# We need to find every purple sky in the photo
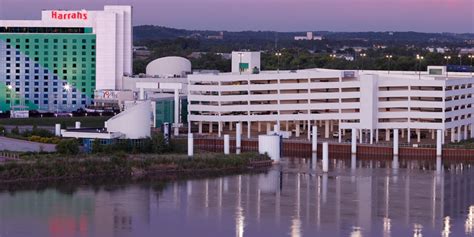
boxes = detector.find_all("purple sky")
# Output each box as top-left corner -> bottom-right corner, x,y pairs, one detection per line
0,0 -> 473,33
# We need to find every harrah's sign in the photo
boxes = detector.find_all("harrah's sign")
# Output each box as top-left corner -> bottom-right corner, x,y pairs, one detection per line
51,10 -> 88,20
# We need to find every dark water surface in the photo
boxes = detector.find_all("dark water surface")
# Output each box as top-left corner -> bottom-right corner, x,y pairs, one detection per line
1,156 -> 474,237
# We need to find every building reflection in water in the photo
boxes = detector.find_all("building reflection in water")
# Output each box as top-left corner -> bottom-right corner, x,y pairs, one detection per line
1,156 -> 474,237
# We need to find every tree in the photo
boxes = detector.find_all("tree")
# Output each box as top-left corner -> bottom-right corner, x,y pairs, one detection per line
56,139 -> 80,155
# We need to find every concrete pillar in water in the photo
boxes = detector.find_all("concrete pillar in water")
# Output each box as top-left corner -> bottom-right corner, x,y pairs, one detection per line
436,129 -> 442,157
296,121 -> 300,137
75,121 -> 81,129
224,134 -> 230,155
351,128 -> 357,154
55,124 -> 61,136
393,129 -> 399,156
322,142 -> 329,173
188,133 -> 194,157
312,126 -> 318,152
236,123 -> 242,154
325,120 -> 329,138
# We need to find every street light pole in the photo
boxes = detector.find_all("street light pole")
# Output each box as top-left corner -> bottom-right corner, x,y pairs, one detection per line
444,56 -> 451,77
275,52 -> 282,73
469,55 -> 473,77
458,54 -> 462,66
386,55 -> 392,74
359,53 -> 366,71
416,54 -> 424,79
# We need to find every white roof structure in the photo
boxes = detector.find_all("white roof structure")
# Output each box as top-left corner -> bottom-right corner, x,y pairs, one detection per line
146,56 -> 191,77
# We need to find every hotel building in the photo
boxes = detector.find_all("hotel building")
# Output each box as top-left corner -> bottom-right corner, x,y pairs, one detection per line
0,6 -> 132,112
188,52 -> 474,144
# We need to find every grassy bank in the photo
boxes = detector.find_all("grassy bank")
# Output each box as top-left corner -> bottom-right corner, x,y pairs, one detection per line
0,152 -> 271,183
0,116 -> 110,127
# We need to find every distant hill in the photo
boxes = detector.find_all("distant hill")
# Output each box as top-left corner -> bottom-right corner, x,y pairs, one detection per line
133,25 -> 474,44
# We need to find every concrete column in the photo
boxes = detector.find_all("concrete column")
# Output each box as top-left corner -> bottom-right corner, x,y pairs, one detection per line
322,142 -> 329,173
247,121 -> 251,139
55,124 -> 61,136
376,129 -> 379,143
257,121 -> 261,132
139,88 -> 145,100
457,126 -> 462,142
343,129 -> 346,136
285,121 -> 289,132
385,129 -> 390,142
407,128 -> 411,143
471,124 -> 474,139
325,120 -> 330,138
209,122 -> 213,134
401,129 -> 405,138
75,121 -> 81,129
451,128 -> 455,143
303,120 -> 306,131
174,89 -> 180,136
236,123 -> 242,154
296,121 -> 301,138
369,129 -> 373,144
442,129 -> 445,145
229,122 -> 233,131
188,133 -> 194,157
218,122 -> 222,137
393,129 -> 399,156
312,126 -> 318,152
416,129 -> 421,143
307,120 -> 311,141
463,125 -> 468,141
266,123 -> 271,134
224,134 -> 230,155
198,121 -> 203,134
436,130 -> 442,157
359,129 -> 363,143
338,128 -> 342,143
431,129 -> 435,140
329,120 -> 334,132
351,128 -> 357,154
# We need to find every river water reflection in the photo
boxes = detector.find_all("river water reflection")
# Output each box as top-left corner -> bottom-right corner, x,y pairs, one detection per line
1,156 -> 474,237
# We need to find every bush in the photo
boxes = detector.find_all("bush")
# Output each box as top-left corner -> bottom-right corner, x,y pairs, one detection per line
11,126 -> 20,135
56,139 -> 80,155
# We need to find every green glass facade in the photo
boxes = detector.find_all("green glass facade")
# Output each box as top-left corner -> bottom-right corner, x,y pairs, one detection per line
155,98 -> 188,128
0,27 -> 96,112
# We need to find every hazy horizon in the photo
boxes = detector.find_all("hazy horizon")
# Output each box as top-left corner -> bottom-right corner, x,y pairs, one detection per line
0,0 -> 472,34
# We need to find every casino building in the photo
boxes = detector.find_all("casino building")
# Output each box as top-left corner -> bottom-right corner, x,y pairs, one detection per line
0,5 -> 132,112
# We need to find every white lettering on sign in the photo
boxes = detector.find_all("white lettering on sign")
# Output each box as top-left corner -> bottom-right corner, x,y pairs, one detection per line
51,10 -> 88,20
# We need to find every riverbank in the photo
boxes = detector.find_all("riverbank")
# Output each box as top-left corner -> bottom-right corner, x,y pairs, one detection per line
0,152 -> 272,184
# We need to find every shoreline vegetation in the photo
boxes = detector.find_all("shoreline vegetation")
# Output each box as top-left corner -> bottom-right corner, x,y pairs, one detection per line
0,152 -> 272,184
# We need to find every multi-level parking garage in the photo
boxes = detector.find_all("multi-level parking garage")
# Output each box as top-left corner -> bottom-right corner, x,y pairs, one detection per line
188,58 -> 473,145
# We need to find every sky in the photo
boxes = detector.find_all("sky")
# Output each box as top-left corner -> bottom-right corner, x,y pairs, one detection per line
0,0 -> 472,33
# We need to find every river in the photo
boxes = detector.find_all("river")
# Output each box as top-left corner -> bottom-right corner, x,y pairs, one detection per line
0,155 -> 473,237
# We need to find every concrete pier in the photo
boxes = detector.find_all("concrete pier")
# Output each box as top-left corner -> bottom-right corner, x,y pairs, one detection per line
312,126 -> 318,152
187,133 -> 194,157
351,128 -> 357,154
393,129 -> 399,156
224,134 -> 230,155
236,123 -> 242,155
322,142 -> 329,173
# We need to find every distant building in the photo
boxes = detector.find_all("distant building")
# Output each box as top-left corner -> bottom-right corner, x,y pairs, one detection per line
459,48 -> 474,55
207,31 -> 224,40
294,32 -> 323,41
